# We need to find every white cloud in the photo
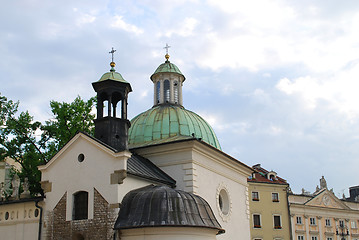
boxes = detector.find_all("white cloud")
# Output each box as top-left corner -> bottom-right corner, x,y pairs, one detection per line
111,16 -> 143,35
276,61 -> 359,118
164,17 -> 198,37
76,13 -> 96,26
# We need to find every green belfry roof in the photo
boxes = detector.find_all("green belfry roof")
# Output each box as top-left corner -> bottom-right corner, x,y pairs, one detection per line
98,67 -> 129,84
128,105 -> 221,150
150,61 -> 185,81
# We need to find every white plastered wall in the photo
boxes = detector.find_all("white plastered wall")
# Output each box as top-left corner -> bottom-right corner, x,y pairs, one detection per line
39,133 -> 153,221
133,140 -> 253,240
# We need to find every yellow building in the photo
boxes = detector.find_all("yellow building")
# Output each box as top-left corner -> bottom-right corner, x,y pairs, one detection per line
289,177 -> 359,240
248,164 -> 291,240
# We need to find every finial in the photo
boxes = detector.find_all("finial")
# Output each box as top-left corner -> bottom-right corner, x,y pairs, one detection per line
109,47 -> 116,71
164,43 -> 171,62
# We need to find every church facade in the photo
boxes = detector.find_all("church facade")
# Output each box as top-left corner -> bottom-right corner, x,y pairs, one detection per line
0,52 -> 254,239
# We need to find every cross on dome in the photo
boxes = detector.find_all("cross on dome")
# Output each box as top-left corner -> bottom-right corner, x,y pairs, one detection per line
163,43 -> 171,61
109,47 -> 117,69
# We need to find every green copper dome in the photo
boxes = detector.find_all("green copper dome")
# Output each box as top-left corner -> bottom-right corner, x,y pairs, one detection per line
150,60 -> 185,81
98,66 -> 129,84
129,105 -> 221,150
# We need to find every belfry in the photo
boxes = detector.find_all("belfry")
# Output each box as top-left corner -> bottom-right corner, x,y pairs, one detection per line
92,48 -> 132,151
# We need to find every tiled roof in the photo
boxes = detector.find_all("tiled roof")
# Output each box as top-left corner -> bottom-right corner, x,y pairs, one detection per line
247,164 -> 287,185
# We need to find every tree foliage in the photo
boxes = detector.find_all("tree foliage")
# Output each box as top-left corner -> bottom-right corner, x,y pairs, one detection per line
0,94 -> 96,197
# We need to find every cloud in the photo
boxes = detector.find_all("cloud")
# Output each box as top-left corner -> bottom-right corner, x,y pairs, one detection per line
164,17 -> 198,37
276,61 -> 359,119
111,16 -> 144,35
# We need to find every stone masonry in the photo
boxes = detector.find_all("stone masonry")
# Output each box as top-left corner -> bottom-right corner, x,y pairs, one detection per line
44,188 -> 118,240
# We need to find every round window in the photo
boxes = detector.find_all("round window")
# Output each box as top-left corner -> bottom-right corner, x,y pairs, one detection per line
219,189 -> 230,215
216,184 -> 232,222
78,153 -> 85,162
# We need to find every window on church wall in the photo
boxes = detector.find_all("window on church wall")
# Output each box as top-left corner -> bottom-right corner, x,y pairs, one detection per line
112,92 -> 123,118
297,236 -> 304,240
297,216 -> 302,224
174,81 -> 179,103
73,191 -> 88,220
164,80 -> 170,103
103,100 -> 109,117
156,81 -> 161,103
310,217 -> 316,225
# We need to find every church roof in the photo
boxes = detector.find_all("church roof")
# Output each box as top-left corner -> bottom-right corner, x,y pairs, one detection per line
150,60 -> 185,81
127,154 -> 176,187
128,105 -> 221,150
98,63 -> 129,84
114,185 -> 224,235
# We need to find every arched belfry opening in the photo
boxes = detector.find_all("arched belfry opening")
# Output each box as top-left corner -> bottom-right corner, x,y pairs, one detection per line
92,49 -> 132,151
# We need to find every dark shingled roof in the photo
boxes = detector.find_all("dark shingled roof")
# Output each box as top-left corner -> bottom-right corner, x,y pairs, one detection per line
114,185 -> 225,235
127,154 -> 176,187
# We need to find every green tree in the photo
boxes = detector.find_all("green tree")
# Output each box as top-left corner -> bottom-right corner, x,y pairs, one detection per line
41,96 -> 96,159
0,94 -> 96,197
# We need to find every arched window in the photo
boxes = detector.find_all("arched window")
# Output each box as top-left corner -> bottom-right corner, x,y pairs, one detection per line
164,80 -> 170,103
174,81 -> 179,103
156,81 -> 161,103
73,191 -> 88,220
103,100 -> 109,117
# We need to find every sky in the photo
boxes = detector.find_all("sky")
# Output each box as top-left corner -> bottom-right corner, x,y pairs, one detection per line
1,0 -> 359,196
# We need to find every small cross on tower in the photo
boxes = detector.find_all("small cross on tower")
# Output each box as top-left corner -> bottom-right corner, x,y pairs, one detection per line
164,43 -> 171,61
109,47 -> 116,63
164,43 -> 171,55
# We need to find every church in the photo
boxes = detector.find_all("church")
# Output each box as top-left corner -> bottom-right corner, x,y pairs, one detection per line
0,50 -> 253,239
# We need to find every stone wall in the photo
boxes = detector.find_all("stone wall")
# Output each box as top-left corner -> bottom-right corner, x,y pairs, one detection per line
44,188 -> 118,240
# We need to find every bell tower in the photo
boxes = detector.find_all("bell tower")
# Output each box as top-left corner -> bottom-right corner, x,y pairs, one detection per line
92,48 -> 132,151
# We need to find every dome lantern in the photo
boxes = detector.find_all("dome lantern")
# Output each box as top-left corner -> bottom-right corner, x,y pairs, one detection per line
150,44 -> 185,106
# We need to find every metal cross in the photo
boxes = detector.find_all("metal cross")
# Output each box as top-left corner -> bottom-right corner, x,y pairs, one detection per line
164,43 -> 171,55
109,47 -> 116,62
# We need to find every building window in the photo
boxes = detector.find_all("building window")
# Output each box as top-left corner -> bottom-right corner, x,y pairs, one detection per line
351,220 -> 357,229
174,81 -> 179,103
325,218 -> 331,226
218,189 -> 230,215
274,215 -> 282,229
297,216 -> 302,224
156,81 -> 161,103
73,191 -> 88,220
298,236 -> 304,240
253,214 -> 261,228
310,217 -> 316,225
339,220 -> 345,228
327,238 -> 333,240
252,191 -> 259,201
164,80 -> 170,103
272,193 -> 279,202
311,237 -> 318,240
